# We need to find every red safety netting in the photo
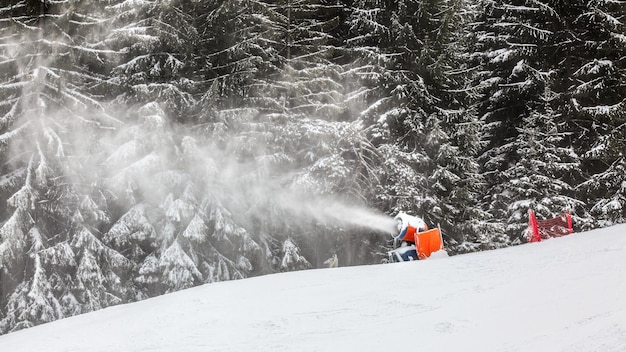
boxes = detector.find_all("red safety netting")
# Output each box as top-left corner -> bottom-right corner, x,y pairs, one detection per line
527,209 -> 573,242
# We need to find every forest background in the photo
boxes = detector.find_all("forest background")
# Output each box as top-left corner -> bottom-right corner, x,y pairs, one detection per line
0,0 -> 624,334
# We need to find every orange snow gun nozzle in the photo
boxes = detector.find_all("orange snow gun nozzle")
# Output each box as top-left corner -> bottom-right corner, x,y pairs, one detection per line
416,228 -> 443,260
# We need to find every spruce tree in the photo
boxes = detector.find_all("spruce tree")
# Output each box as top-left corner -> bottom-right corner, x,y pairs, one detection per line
105,0 -> 199,122
347,0 -> 486,253
552,0 -> 626,226
500,88 -> 582,242
468,0 -> 583,241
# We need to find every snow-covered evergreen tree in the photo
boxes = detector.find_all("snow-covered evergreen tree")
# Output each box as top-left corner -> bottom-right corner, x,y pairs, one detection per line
279,238 -> 311,272
105,0 -> 198,121
468,0 -> 576,241
265,0 -> 349,120
158,239 -> 201,292
415,0 -> 491,250
496,89 -> 582,242
0,0 -> 129,332
0,160 -> 62,333
347,0 -> 486,253
192,0 -> 284,115
72,221 -> 136,305
0,252 -> 62,333
469,0 -> 625,231
554,0 -> 626,226
189,0 -> 388,266
580,158 -> 626,227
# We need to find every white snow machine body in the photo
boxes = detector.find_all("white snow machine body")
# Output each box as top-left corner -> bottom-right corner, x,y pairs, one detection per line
386,227 -> 444,263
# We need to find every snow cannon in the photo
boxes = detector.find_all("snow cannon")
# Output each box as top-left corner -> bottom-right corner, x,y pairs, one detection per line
386,212 -> 445,262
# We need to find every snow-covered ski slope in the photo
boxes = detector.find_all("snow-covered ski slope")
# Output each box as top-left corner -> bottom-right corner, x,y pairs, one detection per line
1,225 -> 625,352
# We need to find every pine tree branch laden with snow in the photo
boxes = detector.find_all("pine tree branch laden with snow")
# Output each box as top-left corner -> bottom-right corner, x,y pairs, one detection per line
280,238 -> 311,272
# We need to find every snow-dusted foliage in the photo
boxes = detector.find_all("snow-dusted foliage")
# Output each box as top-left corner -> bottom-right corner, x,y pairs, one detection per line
468,0 -> 590,243
279,238 -> 311,272
348,0 -> 489,253
557,0 -> 626,227
580,158 -> 626,227
71,226 -> 134,310
497,90 -> 583,242
105,0 -> 199,121
158,240 -> 201,292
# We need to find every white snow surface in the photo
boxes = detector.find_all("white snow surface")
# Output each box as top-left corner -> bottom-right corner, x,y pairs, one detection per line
1,225 -> 626,352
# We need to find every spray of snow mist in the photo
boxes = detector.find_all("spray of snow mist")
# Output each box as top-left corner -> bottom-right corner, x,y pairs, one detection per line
275,193 -> 398,235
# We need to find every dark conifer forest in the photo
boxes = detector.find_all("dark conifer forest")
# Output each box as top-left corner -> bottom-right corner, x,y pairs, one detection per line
0,0 -> 624,333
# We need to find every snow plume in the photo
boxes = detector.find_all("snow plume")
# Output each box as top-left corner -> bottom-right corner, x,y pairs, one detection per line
174,138 -> 397,237
0,1 -> 391,272
274,192 -> 398,235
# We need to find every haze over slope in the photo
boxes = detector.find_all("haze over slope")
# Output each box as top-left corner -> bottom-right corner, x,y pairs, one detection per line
0,225 -> 625,352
